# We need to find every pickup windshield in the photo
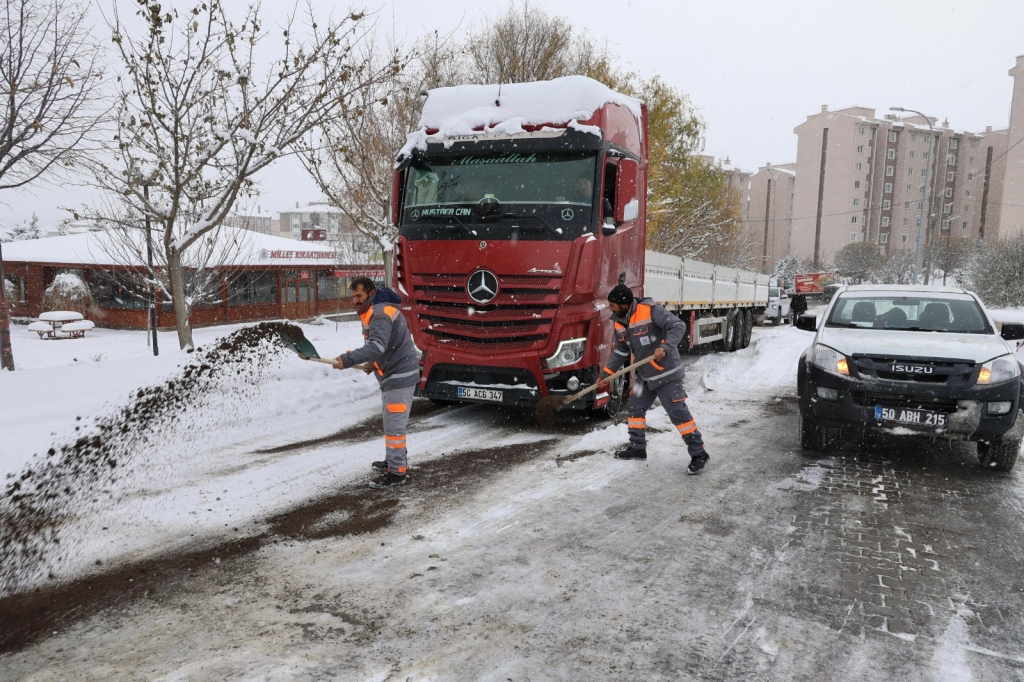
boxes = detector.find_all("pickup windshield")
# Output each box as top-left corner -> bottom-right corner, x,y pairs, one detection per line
401,151 -> 597,234
826,293 -> 992,334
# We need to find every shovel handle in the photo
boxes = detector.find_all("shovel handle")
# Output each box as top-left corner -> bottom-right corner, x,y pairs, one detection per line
301,355 -> 372,373
562,355 -> 655,403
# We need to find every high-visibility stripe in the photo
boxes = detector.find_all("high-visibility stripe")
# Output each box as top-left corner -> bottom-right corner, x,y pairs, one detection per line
359,309 -> 374,325
386,403 -> 408,413
629,303 -> 652,327
676,420 -> 697,436
627,418 -> 646,428
647,365 -> 682,382
614,322 -> 625,331
386,443 -> 407,450
384,368 -> 420,381
650,360 -> 664,371
614,348 -> 629,357
374,361 -> 384,375
383,305 -> 400,320
603,367 -> 615,375
371,340 -> 386,354
394,466 -> 408,474
672,397 -> 687,403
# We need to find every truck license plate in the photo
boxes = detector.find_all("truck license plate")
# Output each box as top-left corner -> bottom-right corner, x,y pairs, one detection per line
874,405 -> 946,427
457,386 -> 503,403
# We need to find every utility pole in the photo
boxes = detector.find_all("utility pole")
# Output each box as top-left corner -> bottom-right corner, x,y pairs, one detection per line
0,241 -> 14,371
890,107 -> 934,284
145,183 -> 159,356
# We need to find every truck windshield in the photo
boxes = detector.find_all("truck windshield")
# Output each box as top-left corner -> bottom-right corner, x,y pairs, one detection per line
826,293 -> 992,334
401,151 -> 597,233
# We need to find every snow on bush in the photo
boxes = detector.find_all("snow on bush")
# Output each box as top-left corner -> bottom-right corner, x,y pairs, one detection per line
968,233 -> 1024,308
43,272 -> 96,316
3,278 -> 15,311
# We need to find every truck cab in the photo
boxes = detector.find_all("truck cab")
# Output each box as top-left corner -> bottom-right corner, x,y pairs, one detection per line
391,77 -> 648,415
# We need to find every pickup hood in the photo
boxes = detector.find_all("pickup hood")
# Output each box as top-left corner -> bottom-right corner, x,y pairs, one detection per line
818,327 -> 1014,364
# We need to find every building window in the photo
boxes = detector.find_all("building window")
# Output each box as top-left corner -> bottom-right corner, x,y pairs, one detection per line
884,183 -> 892,194
963,221 -> 969,229
946,171 -> 955,181
942,219 -> 951,229
969,156 -> 975,164
922,152 -> 929,160
887,148 -> 896,160
888,132 -> 897,142
908,168 -> 914,176
851,216 -> 858,224
903,218 -> 909,226
881,216 -> 890,227
944,187 -> 953,198
911,133 -> 918,141
902,235 -> 908,243
909,151 -> 916,159
92,271 -> 148,310
880,233 -> 889,244
968,173 -> 974,181
859,126 -> 865,135
853,198 -> 859,206
882,199 -> 891,209
943,203 -> 952,214
850,232 -> 858,242
856,162 -> 863,171
854,180 -> 861,189
907,184 -> 913,191
970,140 -> 977,148
904,202 -> 911,209
918,201 -> 923,209
949,138 -> 958,149
947,154 -> 956,165
885,165 -> 894,176
228,270 -> 277,305
857,145 -> 864,153
965,189 -> 971,198
965,204 -> 971,213
4,274 -> 26,302
316,270 -> 342,300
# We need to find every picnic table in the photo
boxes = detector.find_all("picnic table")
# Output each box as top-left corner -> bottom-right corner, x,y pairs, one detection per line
27,311 -> 95,339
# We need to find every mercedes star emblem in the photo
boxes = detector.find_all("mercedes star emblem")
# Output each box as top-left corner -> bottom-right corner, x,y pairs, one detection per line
561,208 -> 575,220
410,209 -> 421,221
466,269 -> 499,304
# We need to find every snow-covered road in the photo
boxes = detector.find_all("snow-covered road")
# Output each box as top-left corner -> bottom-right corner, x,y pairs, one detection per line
3,321 -> 1024,680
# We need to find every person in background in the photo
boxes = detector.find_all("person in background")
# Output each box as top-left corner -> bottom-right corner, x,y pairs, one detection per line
790,290 -> 808,325
597,284 -> 711,474
333,277 -> 421,488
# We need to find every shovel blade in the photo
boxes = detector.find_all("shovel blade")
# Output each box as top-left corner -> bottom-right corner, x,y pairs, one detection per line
278,329 -> 321,359
535,395 -> 571,428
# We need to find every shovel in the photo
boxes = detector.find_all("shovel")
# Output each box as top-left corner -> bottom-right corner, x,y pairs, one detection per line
278,327 -> 371,373
535,355 -> 655,426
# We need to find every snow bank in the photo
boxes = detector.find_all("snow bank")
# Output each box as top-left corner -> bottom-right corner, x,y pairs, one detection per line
687,325 -> 810,400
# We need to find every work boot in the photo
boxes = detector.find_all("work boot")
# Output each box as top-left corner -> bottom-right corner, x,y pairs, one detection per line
614,446 -> 647,460
371,460 -> 388,472
686,451 -> 710,475
369,471 -> 408,489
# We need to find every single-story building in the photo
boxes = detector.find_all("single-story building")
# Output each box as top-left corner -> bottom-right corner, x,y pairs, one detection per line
2,227 -> 386,330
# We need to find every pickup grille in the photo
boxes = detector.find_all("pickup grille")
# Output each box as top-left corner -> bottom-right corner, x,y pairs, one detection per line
411,272 -> 562,352
850,355 -> 976,385
851,391 -> 960,413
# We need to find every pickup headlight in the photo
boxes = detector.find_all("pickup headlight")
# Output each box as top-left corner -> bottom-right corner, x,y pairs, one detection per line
978,354 -> 1020,385
811,343 -> 850,377
546,337 -> 586,369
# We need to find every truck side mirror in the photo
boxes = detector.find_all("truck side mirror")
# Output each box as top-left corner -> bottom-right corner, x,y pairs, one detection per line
602,198 -> 616,235
615,158 -> 639,223
795,314 -> 817,332
1001,323 -> 1024,340
390,170 -> 403,226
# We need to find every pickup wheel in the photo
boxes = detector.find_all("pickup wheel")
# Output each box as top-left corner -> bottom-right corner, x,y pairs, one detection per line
800,413 -> 830,452
977,439 -> 1021,472
592,371 -> 626,419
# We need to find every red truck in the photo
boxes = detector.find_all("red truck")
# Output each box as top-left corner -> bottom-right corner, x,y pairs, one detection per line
390,77 -> 765,416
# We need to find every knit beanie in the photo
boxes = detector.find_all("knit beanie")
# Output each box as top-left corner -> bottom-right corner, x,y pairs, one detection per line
607,284 -> 634,305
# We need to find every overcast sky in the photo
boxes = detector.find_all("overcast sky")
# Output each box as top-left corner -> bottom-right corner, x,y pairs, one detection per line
3,0 -> 1023,229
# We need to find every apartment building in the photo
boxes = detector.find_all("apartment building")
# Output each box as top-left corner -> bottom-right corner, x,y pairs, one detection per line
746,163 -> 796,272
222,207 -> 276,235
787,55 -> 1024,266
277,202 -> 356,241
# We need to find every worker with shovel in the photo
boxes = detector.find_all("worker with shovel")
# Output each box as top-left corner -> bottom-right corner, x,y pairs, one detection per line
333,277 -> 420,488
597,284 -> 710,474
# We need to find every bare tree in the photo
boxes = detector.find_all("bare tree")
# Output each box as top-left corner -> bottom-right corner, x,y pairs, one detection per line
930,232 -> 974,286
92,0 -> 392,349
0,0 -> 106,370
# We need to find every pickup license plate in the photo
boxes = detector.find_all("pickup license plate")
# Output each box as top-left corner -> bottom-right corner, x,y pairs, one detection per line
457,386 -> 503,403
874,405 -> 947,427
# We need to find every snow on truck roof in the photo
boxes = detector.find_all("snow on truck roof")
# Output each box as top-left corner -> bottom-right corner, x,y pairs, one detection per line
401,76 -> 643,157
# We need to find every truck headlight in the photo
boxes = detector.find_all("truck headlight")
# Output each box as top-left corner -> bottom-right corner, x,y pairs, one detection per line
811,344 -> 850,377
546,338 -> 586,369
978,354 -> 1020,385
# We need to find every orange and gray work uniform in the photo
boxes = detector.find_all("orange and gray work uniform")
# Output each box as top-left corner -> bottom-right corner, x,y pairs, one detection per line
603,297 -> 705,456
337,294 -> 421,475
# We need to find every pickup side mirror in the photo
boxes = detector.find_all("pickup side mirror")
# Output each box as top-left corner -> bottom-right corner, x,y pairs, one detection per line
1001,323 -> 1024,341
795,314 -> 818,332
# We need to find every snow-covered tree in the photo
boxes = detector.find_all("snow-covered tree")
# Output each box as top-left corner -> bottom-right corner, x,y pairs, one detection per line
833,242 -> 883,283
968,233 -> 1024,308
43,271 -> 95,316
876,249 -> 916,285
4,213 -> 42,241
773,255 -> 800,286
91,0 -> 392,349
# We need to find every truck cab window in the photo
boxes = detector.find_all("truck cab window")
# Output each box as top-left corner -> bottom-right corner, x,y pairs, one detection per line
603,160 -> 618,225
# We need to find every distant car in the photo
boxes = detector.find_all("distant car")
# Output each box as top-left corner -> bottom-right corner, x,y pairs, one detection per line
764,285 -> 790,325
795,284 -> 1024,470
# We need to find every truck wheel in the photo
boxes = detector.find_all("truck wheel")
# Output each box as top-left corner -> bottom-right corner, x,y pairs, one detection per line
741,310 -> 753,348
800,414 -> 830,452
977,439 -> 1021,471
592,372 -> 626,419
724,313 -> 739,352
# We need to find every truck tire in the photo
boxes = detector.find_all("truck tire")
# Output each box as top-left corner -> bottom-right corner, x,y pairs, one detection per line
977,439 -> 1021,471
725,312 -> 739,352
592,371 -> 626,419
741,309 -> 753,348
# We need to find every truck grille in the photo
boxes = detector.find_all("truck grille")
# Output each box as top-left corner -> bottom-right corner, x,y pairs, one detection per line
410,272 -> 562,352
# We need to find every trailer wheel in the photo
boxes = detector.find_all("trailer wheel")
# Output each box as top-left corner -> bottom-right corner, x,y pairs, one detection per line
725,311 -> 740,352
741,309 -> 753,348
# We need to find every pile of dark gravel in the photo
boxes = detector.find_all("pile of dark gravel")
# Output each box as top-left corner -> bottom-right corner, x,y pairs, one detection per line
0,321 -> 308,596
